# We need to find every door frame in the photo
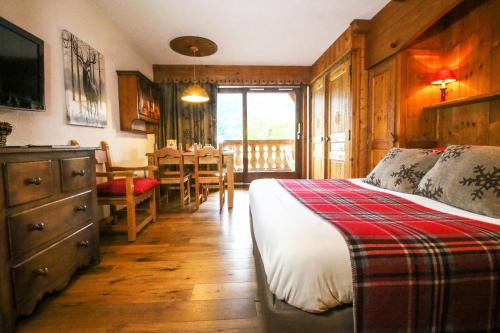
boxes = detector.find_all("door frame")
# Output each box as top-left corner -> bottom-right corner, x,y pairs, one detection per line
309,77 -> 326,179
218,86 -> 303,183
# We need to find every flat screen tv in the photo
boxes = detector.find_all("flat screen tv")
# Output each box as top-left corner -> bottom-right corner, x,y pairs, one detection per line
0,17 -> 44,111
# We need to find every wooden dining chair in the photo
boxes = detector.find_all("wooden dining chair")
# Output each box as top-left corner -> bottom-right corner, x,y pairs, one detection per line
94,141 -> 159,242
193,145 -> 226,211
153,144 -> 190,208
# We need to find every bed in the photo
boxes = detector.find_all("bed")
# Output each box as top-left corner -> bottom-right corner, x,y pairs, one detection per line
249,178 -> 500,333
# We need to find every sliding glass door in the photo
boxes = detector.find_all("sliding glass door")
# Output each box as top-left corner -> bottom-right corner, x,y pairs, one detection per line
217,87 -> 301,183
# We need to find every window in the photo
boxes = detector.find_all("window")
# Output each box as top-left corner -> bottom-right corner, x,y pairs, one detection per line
217,87 -> 300,181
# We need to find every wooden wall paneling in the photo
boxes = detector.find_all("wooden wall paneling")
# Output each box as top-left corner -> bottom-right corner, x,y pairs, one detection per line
439,0 -> 499,100
310,20 -> 369,83
491,1 -> 500,93
489,100 -> 500,146
436,103 -> 491,145
310,28 -> 353,82
399,49 -> 441,148
326,57 -> 352,179
435,99 -> 500,147
310,77 -> 326,179
153,65 -> 311,85
364,0 -> 499,176
433,0 -> 500,147
365,0 -> 462,68
368,55 -> 400,170
350,33 -> 369,177
396,0 -> 500,149
301,86 -> 309,179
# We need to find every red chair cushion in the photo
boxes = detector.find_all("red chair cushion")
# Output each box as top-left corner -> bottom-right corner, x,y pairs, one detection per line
97,178 -> 159,196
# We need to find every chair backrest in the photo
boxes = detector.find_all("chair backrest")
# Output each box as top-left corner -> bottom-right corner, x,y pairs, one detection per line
194,145 -> 223,178
154,144 -> 184,178
95,141 -> 112,173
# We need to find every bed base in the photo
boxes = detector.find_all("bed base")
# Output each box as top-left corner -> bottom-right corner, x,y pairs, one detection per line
250,211 -> 354,333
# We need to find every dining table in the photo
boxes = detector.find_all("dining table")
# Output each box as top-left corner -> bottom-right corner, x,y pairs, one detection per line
146,150 -> 235,208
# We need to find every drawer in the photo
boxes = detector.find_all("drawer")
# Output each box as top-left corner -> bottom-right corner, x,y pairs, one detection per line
12,224 -> 94,314
4,160 -> 53,207
61,157 -> 92,192
8,191 -> 93,262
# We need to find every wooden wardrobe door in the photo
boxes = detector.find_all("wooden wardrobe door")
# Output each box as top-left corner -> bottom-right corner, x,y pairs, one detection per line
327,59 -> 352,179
368,56 -> 398,170
311,77 -> 326,179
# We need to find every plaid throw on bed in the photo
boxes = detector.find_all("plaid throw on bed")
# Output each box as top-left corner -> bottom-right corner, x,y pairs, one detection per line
278,179 -> 500,333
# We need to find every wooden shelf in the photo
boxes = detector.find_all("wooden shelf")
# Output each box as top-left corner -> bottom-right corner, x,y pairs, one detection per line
423,91 -> 500,110
117,71 -> 160,134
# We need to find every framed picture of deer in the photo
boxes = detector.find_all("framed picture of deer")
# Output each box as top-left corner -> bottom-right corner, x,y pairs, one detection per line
62,30 -> 107,127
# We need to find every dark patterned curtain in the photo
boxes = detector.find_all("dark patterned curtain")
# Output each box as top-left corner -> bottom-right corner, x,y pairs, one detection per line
158,82 -> 217,148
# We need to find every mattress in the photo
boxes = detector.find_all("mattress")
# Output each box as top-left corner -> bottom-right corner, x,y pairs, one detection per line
248,178 -> 500,313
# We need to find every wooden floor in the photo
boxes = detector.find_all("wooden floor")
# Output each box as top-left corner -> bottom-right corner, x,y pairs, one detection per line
16,189 -> 263,333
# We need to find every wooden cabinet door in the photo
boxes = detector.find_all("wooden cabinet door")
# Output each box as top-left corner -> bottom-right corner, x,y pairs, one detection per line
310,78 -> 326,179
368,56 -> 398,170
327,59 -> 352,179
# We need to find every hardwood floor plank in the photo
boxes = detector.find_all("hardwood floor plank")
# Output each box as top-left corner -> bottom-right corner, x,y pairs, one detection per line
191,282 -> 257,301
16,190 -> 263,332
109,318 -> 261,333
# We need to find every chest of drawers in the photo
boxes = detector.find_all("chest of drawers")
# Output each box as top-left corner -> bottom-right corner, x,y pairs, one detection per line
0,148 -> 99,333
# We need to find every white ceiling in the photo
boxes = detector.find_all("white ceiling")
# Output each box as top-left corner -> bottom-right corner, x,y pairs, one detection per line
94,0 -> 389,66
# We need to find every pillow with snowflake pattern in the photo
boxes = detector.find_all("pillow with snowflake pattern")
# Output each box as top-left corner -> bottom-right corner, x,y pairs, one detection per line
363,148 -> 441,194
416,145 -> 500,218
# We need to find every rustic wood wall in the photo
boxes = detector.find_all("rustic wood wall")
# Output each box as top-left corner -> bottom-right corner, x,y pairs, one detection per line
152,0 -> 499,178
401,0 -> 500,147
365,0 -> 462,68
153,65 -> 311,85
310,20 -> 369,82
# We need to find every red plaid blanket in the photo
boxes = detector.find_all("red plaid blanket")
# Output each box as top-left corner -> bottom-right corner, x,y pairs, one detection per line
278,179 -> 500,333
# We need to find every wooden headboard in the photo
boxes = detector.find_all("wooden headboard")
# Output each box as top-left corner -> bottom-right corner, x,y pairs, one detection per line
424,92 -> 500,147
402,0 -> 500,148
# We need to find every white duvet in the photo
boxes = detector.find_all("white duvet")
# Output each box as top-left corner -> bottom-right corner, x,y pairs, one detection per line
249,178 -> 500,313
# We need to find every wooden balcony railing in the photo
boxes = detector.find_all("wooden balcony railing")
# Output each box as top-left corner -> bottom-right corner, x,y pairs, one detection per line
222,139 -> 295,172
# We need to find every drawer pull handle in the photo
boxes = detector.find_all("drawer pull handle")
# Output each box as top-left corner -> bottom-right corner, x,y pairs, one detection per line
31,222 -> 45,231
75,204 -> 87,212
72,169 -> 86,176
26,177 -> 42,185
78,240 -> 90,248
34,267 -> 49,276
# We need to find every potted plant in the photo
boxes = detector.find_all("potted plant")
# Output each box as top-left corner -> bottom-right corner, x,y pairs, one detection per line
0,122 -> 13,147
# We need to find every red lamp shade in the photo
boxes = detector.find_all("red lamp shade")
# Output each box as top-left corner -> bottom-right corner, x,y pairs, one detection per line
432,69 -> 457,102
431,69 -> 457,85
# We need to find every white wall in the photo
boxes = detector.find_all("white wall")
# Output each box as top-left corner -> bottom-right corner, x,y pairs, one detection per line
0,0 -> 155,165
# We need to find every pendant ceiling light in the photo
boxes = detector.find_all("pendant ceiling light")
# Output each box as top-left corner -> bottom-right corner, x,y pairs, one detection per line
170,36 -> 218,104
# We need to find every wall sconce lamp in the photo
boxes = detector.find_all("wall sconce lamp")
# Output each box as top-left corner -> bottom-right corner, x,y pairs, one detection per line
431,69 -> 457,102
